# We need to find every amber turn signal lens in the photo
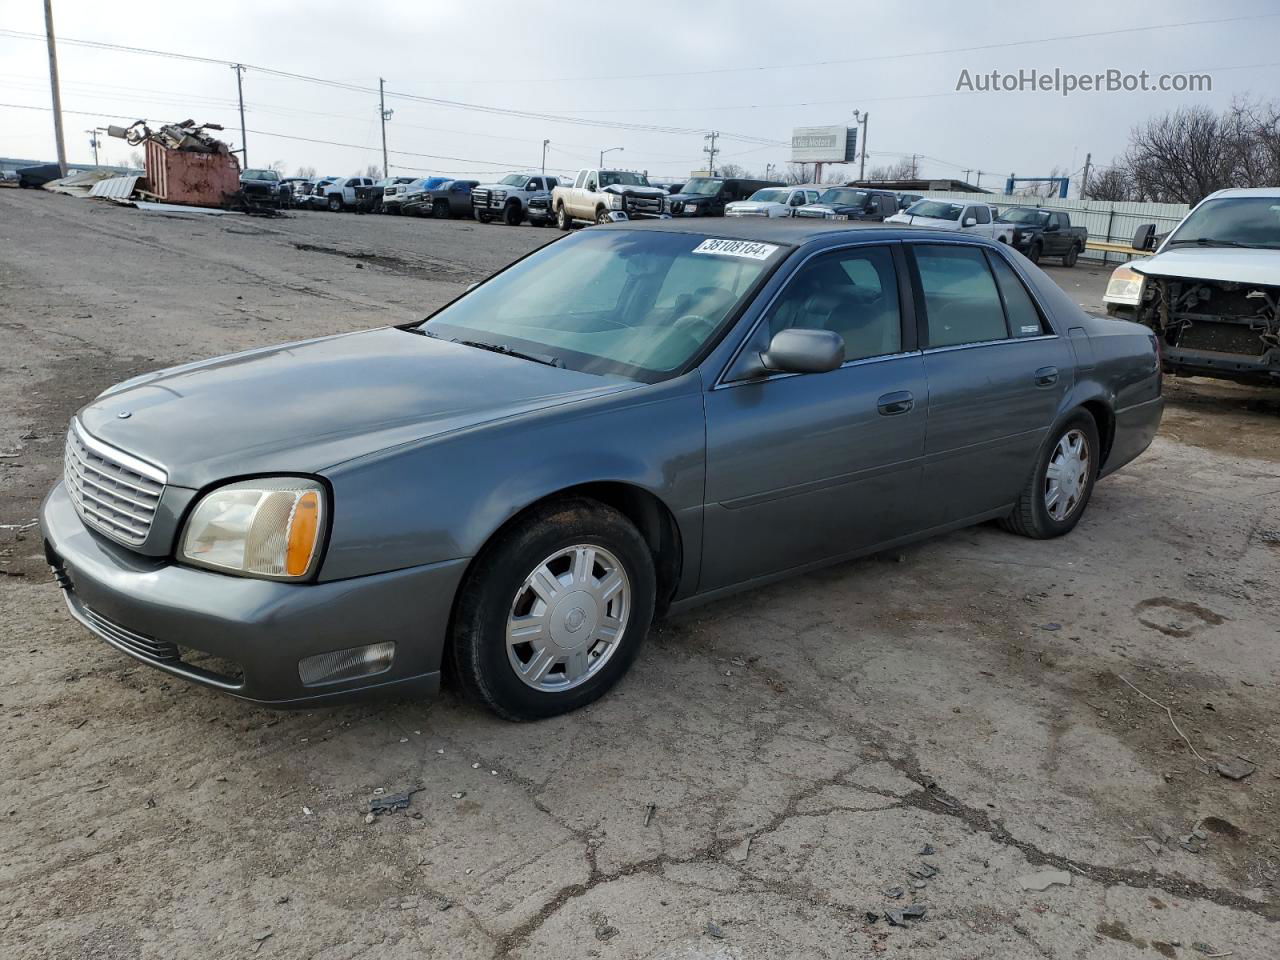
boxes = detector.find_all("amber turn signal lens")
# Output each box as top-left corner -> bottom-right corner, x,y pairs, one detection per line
285,491 -> 321,577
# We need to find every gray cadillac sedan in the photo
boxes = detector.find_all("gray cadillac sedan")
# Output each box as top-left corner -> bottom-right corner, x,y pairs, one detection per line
41,220 -> 1163,720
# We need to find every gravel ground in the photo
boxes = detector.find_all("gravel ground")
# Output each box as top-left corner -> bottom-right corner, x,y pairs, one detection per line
1,189 -> 1277,959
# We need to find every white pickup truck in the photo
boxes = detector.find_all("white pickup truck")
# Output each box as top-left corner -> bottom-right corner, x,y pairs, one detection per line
1103,186 -> 1280,386
552,169 -> 669,229
885,199 -> 1014,243
472,173 -> 560,225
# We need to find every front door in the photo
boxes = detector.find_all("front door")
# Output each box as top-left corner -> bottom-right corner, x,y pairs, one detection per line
908,242 -> 1072,525
701,243 -> 928,591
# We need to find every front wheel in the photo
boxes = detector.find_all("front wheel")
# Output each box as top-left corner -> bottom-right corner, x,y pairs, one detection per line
556,203 -> 571,231
449,499 -> 656,721
327,196 -> 342,212
595,207 -> 612,225
504,201 -> 522,226
1062,244 -> 1079,267
1026,241 -> 1042,264
476,211 -> 491,224
433,199 -> 450,219
1001,413 -> 1100,539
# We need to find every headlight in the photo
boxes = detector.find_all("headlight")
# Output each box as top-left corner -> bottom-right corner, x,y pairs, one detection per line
180,478 -> 326,580
607,193 -> 623,209
1104,265 -> 1145,305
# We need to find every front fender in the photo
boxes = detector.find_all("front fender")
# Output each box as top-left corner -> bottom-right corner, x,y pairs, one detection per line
317,375 -> 706,587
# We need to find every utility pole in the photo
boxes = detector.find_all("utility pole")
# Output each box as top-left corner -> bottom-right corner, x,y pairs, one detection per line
911,154 -> 919,178
86,129 -> 99,166
43,0 -> 67,176
379,78 -> 393,178
600,146 -> 623,168
851,110 -> 869,182
703,131 -> 719,175
975,170 -> 983,189
231,64 -> 248,169
1080,152 -> 1092,199
542,139 -> 550,177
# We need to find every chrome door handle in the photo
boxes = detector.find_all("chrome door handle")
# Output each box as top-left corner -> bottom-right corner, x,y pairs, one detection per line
877,391 -> 914,415
1035,366 -> 1059,386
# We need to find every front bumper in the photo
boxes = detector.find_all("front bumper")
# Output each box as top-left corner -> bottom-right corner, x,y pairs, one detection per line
1162,347 -> 1280,386
40,481 -> 467,707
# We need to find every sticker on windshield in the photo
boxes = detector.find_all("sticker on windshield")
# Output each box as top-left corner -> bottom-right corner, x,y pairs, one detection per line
692,238 -> 779,260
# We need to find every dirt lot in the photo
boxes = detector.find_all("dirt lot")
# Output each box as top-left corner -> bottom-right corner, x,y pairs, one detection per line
1,189 -> 1277,960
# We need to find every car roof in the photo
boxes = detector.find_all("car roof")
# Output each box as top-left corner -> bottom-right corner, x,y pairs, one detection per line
607,218 -> 1005,249
1204,186 -> 1280,199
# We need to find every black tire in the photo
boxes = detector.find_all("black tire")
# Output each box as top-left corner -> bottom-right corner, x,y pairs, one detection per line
387,205 -> 401,216
595,207 -> 611,225
449,498 -> 656,721
327,195 -> 342,212
433,199 -> 450,219
1062,243 -> 1079,268
1026,241 -> 1042,264
476,211 -> 491,224
503,201 -> 522,226
556,203 -> 571,231
1000,412 -> 1100,539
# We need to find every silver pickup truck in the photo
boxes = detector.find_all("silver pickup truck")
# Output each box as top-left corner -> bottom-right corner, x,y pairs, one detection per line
551,169 -> 669,228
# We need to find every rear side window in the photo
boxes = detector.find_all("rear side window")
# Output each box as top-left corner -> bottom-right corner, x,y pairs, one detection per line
973,205 -> 991,224
914,245 -> 1008,348
988,253 -> 1045,337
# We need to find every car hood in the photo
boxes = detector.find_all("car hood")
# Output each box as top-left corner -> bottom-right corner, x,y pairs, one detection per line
796,203 -> 848,214
1131,247 -> 1280,286
77,327 -> 636,489
726,201 -> 781,212
887,214 -> 960,229
667,191 -> 717,203
602,184 -> 667,199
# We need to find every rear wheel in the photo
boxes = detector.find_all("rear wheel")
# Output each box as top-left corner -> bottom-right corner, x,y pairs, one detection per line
449,498 -> 656,721
433,199 -> 450,219
504,200 -> 522,226
556,203 -> 571,231
1062,243 -> 1079,268
1001,412 -> 1099,539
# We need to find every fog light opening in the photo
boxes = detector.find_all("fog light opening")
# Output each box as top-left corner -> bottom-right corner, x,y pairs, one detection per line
298,641 -> 396,687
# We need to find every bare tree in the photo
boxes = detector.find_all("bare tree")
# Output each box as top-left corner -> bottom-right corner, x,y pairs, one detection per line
1123,106 -> 1242,203
364,163 -> 383,179
268,159 -> 286,174
1016,165 -> 1069,199
296,165 -> 317,179
127,150 -> 145,170
1085,166 -> 1135,202
717,162 -> 748,178
865,158 -> 916,181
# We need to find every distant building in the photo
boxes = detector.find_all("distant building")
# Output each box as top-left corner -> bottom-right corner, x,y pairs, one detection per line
847,178 -> 989,194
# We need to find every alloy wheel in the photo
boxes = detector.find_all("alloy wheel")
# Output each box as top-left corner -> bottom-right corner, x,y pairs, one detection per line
1044,429 -> 1090,522
506,544 -> 630,692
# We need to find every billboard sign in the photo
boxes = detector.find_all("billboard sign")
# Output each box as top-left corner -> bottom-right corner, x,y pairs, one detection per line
790,126 -> 858,164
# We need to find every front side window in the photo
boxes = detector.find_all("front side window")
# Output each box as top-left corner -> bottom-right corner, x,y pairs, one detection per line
762,246 -> 902,362
972,205 -> 991,224
420,231 -> 784,381
914,245 -> 1009,348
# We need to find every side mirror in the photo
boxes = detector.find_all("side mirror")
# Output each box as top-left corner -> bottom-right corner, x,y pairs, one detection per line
1132,223 -> 1156,251
1044,221 -> 1059,232
756,329 -> 845,376
963,217 -> 977,227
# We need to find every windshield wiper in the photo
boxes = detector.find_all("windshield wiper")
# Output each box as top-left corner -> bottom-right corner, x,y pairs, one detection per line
1166,237 -> 1273,249
452,338 -> 563,368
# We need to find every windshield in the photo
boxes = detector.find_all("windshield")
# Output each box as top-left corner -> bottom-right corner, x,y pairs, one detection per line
906,200 -> 964,220
499,174 -> 528,186
241,169 -> 279,181
681,178 -> 723,196
997,208 -> 1048,225
1166,196 -> 1280,249
747,189 -> 787,203
419,230 -> 784,381
600,171 -> 650,187
817,189 -> 868,207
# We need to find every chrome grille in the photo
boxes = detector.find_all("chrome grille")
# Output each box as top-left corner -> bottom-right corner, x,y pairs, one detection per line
472,188 -> 491,208
83,605 -> 181,663
64,421 -> 166,546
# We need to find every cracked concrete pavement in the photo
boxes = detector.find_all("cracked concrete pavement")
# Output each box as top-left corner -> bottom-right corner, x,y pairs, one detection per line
1,189 -> 1277,959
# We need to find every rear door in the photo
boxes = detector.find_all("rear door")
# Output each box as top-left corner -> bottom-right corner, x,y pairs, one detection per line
909,242 -> 1072,525
701,243 -> 929,589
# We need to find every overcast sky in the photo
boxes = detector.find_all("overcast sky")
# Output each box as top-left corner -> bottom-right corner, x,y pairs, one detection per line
3,0 -> 1278,191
